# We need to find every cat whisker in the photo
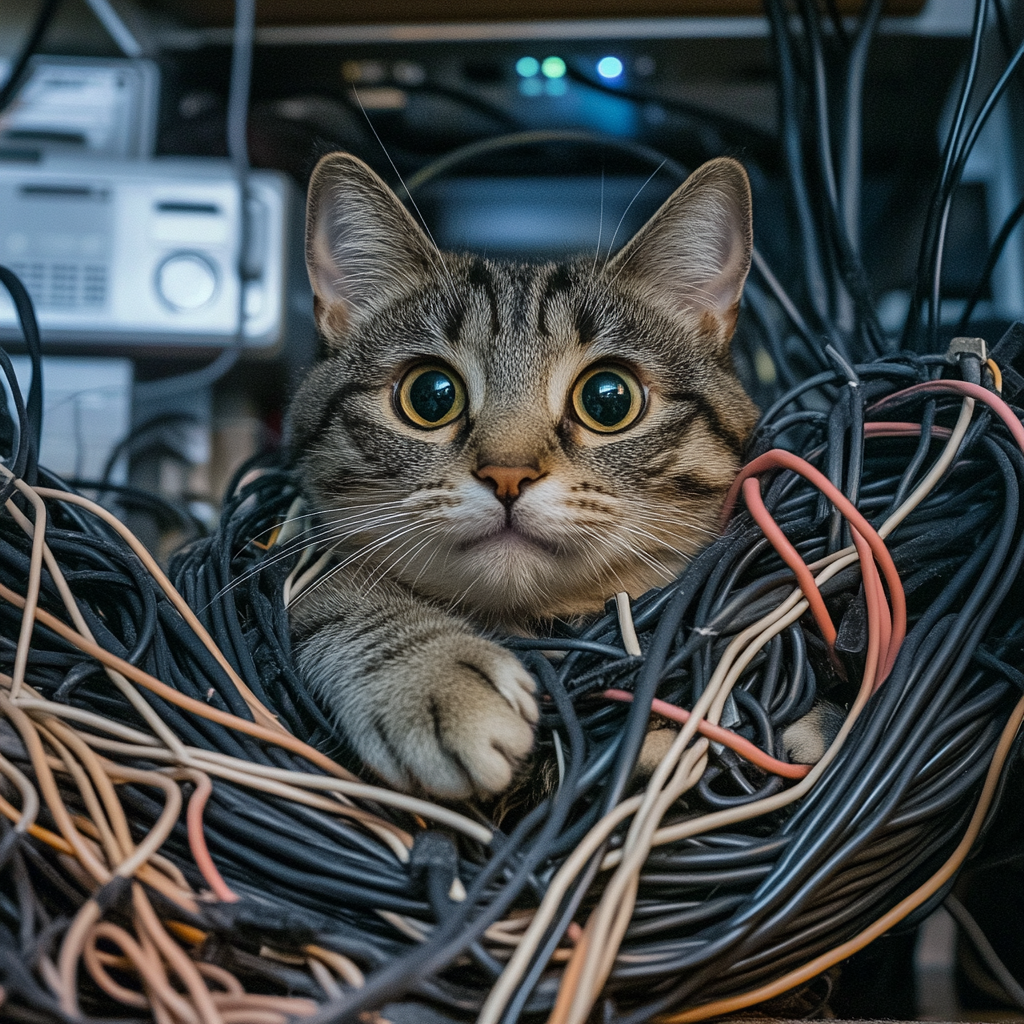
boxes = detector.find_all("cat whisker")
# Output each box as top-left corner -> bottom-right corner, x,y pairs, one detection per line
363,531 -> 438,596
287,547 -> 352,605
308,510 -> 429,552
580,521 -> 678,582
633,510 -> 722,540
319,510 -> 422,539
202,528 -> 341,608
347,88 -> 461,309
408,533 -> 461,593
602,160 -> 667,272
334,520 -> 437,571
287,523 -> 436,609
618,522 -> 695,559
592,166 -> 605,275
560,521 -> 633,596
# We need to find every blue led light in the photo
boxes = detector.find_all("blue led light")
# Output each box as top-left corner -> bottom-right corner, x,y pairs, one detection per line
596,56 -> 624,79
515,56 -> 540,78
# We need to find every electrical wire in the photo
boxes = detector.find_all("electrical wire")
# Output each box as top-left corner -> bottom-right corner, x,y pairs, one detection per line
132,0 -> 256,401
1,351 -> 1021,1022
3,0 -> 1024,1017
955,191 -> 1024,334
0,0 -> 62,116
945,893 -> 1024,1011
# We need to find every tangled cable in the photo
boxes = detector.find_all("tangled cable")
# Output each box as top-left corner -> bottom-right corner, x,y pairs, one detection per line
2,0 -> 1024,1016
0,333 -> 1022,1023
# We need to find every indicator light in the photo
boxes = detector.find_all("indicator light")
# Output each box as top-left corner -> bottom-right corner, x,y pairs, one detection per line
515,56 -> 540,78
597,55 -> 624,79
541,56 -> 567,79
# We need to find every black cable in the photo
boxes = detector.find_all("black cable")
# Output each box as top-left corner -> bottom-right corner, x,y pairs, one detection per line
4,7 -> 1024,1016
927,34 -> 1024,352
563,63 -> 776,154
0,0 -> 62,116
955,191 -> 1024,334
945,893 -> 1024,1010
401,129 -> 687,197
0,266 -> 43,487
764,0 -> 830,328
904,0 -> 988,351
133,0 -> 256,401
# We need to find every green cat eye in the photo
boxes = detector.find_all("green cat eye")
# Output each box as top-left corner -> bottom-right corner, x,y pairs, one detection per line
397,364 -> 466,429
572,365 -> 644,433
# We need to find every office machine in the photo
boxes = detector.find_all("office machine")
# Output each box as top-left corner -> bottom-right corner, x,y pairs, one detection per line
0,157 -> 298,354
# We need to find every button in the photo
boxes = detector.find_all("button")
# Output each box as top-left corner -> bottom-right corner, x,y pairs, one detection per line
156,253 -> 217,310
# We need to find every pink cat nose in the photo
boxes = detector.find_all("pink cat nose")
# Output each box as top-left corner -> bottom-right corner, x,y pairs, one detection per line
475,465 -> 542,502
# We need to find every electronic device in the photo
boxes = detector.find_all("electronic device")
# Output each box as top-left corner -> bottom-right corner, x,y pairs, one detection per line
6,355 -> 132,483
0,157 -> 303,354
0,56 -> 159,159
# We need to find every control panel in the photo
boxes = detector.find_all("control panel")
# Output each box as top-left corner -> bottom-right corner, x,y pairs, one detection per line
0,157 -> 297,352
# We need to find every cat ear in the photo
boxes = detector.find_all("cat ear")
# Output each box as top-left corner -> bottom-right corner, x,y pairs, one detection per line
606,157 -> 752,337
305,151 -> 438,341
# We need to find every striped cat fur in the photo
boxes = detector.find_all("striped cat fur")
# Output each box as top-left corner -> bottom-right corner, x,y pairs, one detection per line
287,152 -> 758,799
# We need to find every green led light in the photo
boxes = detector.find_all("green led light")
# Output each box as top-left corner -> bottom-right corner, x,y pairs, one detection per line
515,56 -> 540,78
541,56 -> 567,79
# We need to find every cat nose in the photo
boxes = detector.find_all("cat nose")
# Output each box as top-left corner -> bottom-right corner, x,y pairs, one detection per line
475,465 -> 542,503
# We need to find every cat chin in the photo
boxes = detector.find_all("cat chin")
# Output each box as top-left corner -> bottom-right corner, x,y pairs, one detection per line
389,538 -> 680,628
458,524 -> 561,558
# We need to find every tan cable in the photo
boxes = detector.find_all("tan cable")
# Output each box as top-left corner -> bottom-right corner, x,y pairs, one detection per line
0,748 -> 39,832
658,688 -> 1024,1022
0,577 -> 489,842
34,486 -> 287,735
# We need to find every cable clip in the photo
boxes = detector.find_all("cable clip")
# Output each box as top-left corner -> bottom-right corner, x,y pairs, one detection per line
946,336 -> 987,362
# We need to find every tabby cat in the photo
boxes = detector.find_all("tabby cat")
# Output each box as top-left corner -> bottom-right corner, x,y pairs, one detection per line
287,152 -> 758,800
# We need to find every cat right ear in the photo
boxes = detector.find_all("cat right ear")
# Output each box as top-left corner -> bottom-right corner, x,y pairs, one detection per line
305,152 -> 438,343
605,157 -> 753,341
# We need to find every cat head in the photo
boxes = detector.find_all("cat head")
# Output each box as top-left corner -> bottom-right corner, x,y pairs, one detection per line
289,152 -> 758,627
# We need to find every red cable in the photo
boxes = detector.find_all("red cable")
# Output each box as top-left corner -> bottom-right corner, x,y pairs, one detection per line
741,477 -> 838,646
603,690 -> 811,778
862,423 -> 952,439
723,451 -> 905,682
185,773 -> 238,903
869,380 -> 1024,450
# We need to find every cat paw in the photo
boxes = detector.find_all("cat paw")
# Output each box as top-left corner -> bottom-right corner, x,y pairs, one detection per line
388,636 -> 538,800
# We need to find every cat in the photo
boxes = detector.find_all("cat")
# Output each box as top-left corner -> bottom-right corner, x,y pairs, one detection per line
286,151 -> 758,800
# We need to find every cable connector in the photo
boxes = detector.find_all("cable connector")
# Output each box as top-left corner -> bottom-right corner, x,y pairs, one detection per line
948,336 -> 987,385
946,336 -> 987,362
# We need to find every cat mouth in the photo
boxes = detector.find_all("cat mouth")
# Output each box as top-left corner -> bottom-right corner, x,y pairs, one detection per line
461,524 -> 560,557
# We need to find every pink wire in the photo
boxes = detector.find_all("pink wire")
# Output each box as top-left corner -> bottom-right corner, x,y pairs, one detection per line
723,450 -> 905,683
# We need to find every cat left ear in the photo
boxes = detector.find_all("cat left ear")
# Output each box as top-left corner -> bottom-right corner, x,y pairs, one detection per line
606,157 -> 752,339
305,151 -> 439,343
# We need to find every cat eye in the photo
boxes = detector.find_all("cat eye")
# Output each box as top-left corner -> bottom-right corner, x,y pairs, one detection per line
397,364 -> 467,429
571,365 -> 644,433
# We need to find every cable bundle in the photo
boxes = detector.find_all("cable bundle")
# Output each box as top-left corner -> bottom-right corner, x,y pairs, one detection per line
0,335 -> 1022,1023
2,0 -> 1024,1017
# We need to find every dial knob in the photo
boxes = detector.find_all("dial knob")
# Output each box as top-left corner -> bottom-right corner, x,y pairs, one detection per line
156,253 -> 217,311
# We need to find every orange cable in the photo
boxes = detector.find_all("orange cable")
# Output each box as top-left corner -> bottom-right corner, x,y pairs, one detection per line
181,769 -> 239,902
602,691 -> 810,779
741,476 -> 837,646
656,689 -> 1024,1022
870,380 -> 1024,448
0,580 -> 358,783
725,449 -> 906,678
986,358 -> 1003,392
